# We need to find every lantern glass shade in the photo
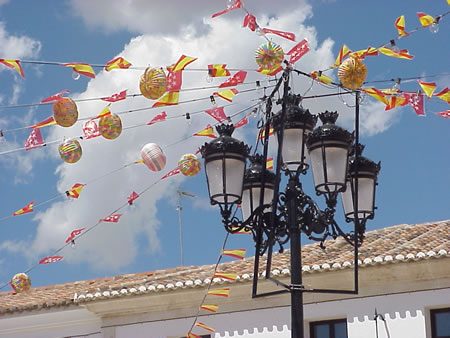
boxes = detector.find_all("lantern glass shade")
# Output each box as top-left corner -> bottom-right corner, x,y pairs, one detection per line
309,141 -> 350,193
241,185 -> 274,222
279,128 -> 310,172
341,175 -> 376,220
205,152 -> 247,204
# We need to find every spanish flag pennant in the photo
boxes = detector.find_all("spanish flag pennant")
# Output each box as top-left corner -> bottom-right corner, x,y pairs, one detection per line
172,55 -> 197,72
0,59 -> 24,77
152,91 -> 179,107
200,304 -> 219,313
395,15 -> 409,37
330,45 -> 351,68
362,88 -> 389,105
208,64 -> 230,77
96,104 -> 112,119
214,272 -> 237,281
187,333 -> 201,338
350,47 -> 378,59
105,56 -> 132,71
434,88 -> 450,103
417,80 -> 437,98
207,288 -> 230,297
257,127 -> 274,140
29,116 -> 57,129
378,47 -> 414,60
193,124 -> 216,138
66,183 -> 85,199
63,63 -> 96,78
222,249 -> 246,260
436,110 -> 450,119
161,168 -> 181,180
310,71 -> 332,85
266,157 -> 274,169
134,159 -> 144,164
214,89 -> 239,102
417,12 -> 435,27
385,95 -> 408,111
195,322 -> 215,333
12,201 -> 34,216
257,65 -> 283,76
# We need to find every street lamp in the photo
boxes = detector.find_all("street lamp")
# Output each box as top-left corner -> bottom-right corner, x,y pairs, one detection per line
200,68 -> 380,338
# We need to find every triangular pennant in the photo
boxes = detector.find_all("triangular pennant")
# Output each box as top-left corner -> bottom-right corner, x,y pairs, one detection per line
310,71 -> 332,85
214,272 -> 237,281
24,128 -> 45,150
205,107 -> 227,123
172,55 -> 197,72
161,168 -> 181,180
194,322 -> 215,333
200,304 -> 219,313
127,191 -> 140,205
219,71 -> 247,88
41,90 -> 70,103
395,15 -> 409,37
330,45 -> 351,68
39,256 -> 63,264
287,39 -> 309,64
403,92 -> 425,116
211,0 -> 242,18
434,88 -> 450,103
417,80 -> 437,98
12,201 -> 34,216
66,183 -> 85,199
193,125 -> 216,138
0,59 -> 24,77
152,91 -> 179,107
65,228 -> 85,243
147,112 -> 167,126
29,116 -> 56,129
214,89 -> 238,102
222,249 -> 246,259
105,57 -> 132,71
101,90 -> 127,102
207,288 -> 230,297
63,63 -> 95,78
262,28 -> 296,41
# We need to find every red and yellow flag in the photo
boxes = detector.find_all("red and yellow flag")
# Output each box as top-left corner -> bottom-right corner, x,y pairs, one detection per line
66,183 -> 85,199
257,65 -> 283,76
362,88 -> 389,105
417,12 -> 435,27
222,249 -> 246,260
385,95 -> 408,111
434,88 -> 450,103
207,288 -> 230,297
29,116 -> 56,129
187,333 -> 201,338
63,63 -> 96,78
195,322 -> 215,332
0,59 -> 24,77
257,127 -> 274,140
214,272 -> 237,281
214,88 -> 238,102
152,91 -> 179,107
395,15 -> 409,37
417,80 -> 437,98
378,47 -> 413,60
13,201 -> 34,216
200,304 -> 219,313
350,47 -> 378,59
172,55 -> 197,72
105,56 -> 132,71
331,45 -> 351,68
193,124 -> 216,138
208,64 -> 230,77
310,71 -> 332,85
96,104 -> 112,119
266,157 -> 274,170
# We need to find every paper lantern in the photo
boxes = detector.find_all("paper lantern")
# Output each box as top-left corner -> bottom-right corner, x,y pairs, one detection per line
53,97 -> 78,127
10,273 -> 31,293
178,153 -> 201,177
255,42 -> 284,71
99,113 -> 122,140
141,143 -> 166,171
58,138 -> 82,163
139,67 -> 167,100
338,57 -> 367,90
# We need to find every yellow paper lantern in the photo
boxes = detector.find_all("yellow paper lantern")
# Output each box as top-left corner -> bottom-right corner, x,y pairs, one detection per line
139,67 -> 167,100
99,114 -> 122,140
53,98 -> 78,127
338,57 -> 367,90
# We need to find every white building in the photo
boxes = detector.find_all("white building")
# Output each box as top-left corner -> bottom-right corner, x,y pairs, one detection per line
0,219 -> 449,338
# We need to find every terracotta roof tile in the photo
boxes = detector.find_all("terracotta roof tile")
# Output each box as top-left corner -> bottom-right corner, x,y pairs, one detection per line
0,219 -> 448,315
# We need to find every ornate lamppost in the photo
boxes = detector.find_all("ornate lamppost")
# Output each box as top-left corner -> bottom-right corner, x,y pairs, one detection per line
200,68 -> 380,338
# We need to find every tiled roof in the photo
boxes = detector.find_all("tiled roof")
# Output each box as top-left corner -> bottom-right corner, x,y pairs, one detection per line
0,219 -> 448,315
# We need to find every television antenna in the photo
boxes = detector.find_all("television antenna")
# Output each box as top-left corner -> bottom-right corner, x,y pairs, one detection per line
176,190 -> 195,266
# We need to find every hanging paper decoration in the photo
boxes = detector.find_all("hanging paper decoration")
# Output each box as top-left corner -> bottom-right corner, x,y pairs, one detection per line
141,143 -> 167,172
178,154 -> 201,177
436,110 -> 450,119
434,88 -> 449,103
338,57 -> 367,90
214,88 -> 239,102
96,105 -> 112,119
403,92 -> 425,116
262,28 -> 296,41
100,214 -> 122,223
211,0 -> 242,18
63,63 -> 95,78
172,55 -> 197,72
101,89 -> 127,102
378,47 -> 413,60
10,273 -> 31,293
152,91 -> 179,107
219,71 -> 247,88
99,113 -> 122,140
39,256 -> 63,264
362,88 -> 389,105
242,13 -> 257,31
105,57 -> 132,71
139,67 -> 167,100
53,97 -> 79,127
161,167 -> 181,179
193,125 -> 216,138
82,119 -> 101,139
0,59 -> 24,77
417,12 -> 435,27
266,157 -> 274,170
205,107 -> 227,122
310,71 -> 333,85
127,191 -> 139,205
41,90 -> 70,103
213,272 -> 237,281
66,183 -> 85,198
29,116 -> 56,129
417,80 -> 437,98
258,65 -> 283,76
255,42 -> 284,71
287,39 -> 309,65
395,15 -> 409,37
166,66 -> 182,92
385,95 -> 408,111
65,228 -> 85,243
234,114 -> 249,128
195,322 -> 215,333
147,112 -> 167,126
208,64 -> 230,77
24,128 -> 45,150
200,304 -> 219,313
222,249 -> 246,259
208,288 -> 230,297
58,138 -> 82,164
350,47 -> 378,59
331,45 -> 351,69
12,201 -> 34,216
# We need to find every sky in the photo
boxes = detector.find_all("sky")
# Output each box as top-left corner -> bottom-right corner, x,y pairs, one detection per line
0,0 -> 448,289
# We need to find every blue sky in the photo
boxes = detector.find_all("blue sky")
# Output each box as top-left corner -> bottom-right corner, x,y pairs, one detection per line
0,0 -> 448,289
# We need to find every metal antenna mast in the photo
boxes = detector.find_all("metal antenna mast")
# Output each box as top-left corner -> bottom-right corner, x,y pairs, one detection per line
176,190 -> 195,266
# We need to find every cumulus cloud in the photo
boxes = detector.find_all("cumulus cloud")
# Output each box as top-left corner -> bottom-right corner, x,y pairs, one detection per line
0,22 -> 41,59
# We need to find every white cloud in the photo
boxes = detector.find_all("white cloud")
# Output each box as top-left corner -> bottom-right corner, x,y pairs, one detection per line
0,21 -> 41,59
